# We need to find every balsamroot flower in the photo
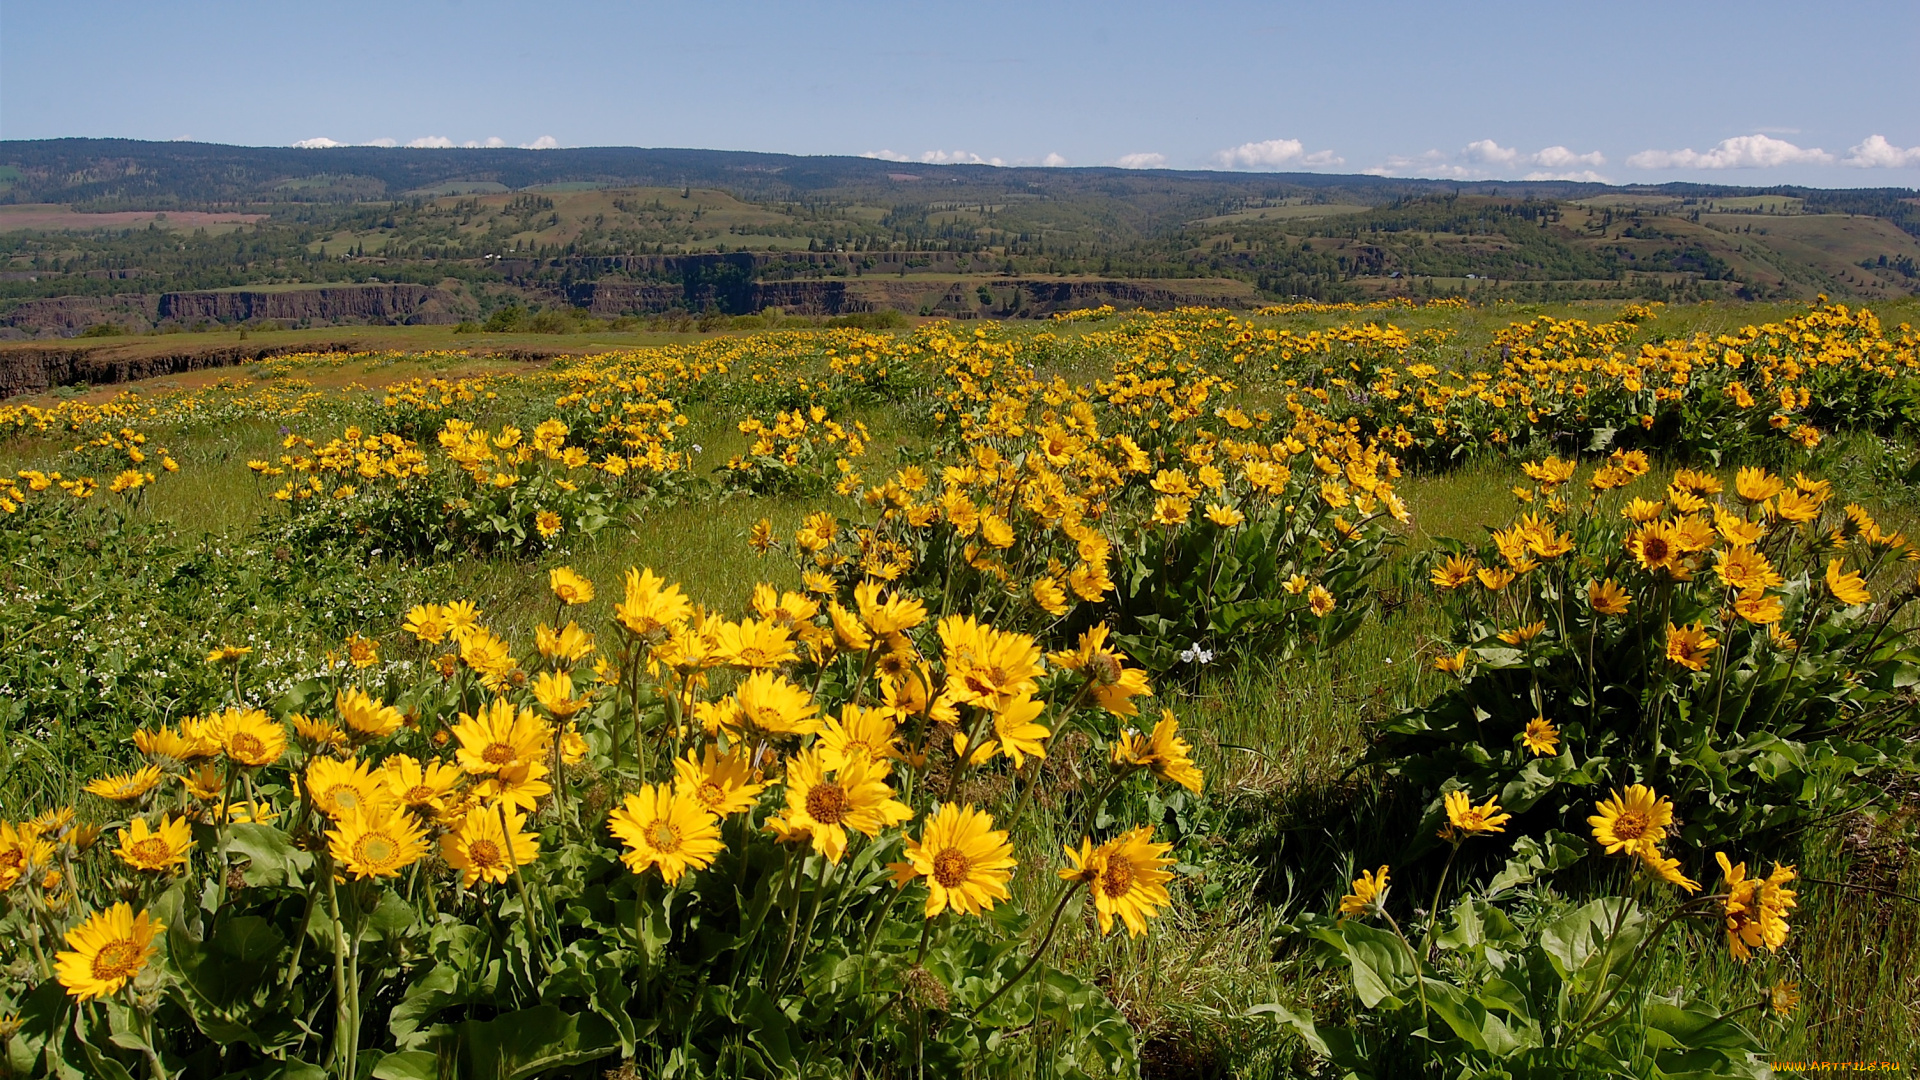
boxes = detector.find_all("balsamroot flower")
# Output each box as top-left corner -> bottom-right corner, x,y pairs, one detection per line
441,805 -> 540,887
1338,865 -> 1389,920
609,783 -> 723,884
672,745 -> 767,816
1588,784 -> 1674,856
1049,624 -> 1152,717
548,566 -> 594,605
84,765 -> 164,803
1665,622 -> 1719,671
731,671 -> 822,737
891,803 -> 1017,917
450,699 -> 550,775
327,804 -> 428,880
1716,852 -> 1797,961
381,755 -> 464,817
1825,558 -> 1872,606
1113,711 -> 1204,794
1441,790 -> 1510,838
305,757 -> 389,819
214,708 -> 287,767
56,903 -> 163,1001
770,748 -> 910,863
113,815 -> 193,874
1060,826 -> 1175,937
991,694 -> 1051,769
615,566 -> 692,641
1520,717 -> 1559,756
336,688 -> 403,740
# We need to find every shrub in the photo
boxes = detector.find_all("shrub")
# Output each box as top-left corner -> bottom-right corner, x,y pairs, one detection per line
0,567 -> 1199,1078
1371,454 -> 1920,848
1264,783 -> 1800,1078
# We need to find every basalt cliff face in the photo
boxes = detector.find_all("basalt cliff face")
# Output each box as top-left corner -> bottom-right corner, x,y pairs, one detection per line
563,275 -> 1257,317
565,279 -> 871,317
3,284 -> 475,336
0,340 -> 366,399
156,284 -> 471,325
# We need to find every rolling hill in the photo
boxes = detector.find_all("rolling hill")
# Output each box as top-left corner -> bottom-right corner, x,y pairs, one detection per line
0,139 -> 1914,336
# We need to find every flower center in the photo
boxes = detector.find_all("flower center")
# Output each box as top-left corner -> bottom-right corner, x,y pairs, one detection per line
647,819 -> 681,853
91,939 -> 143,982
932,848 -> 971,888
482,743 -> 515,766
405,785 -> 436,804
128,838 -> 172,866
696,782 -> 725,809
329,787 -> 361,813
806,782 -> 851,825
355,834 -> 397,867
1099,858 -> 1135,899
466,839 -> 501,868
230,733 -> 263,758
1642,537 -> 1670,563
1614,811 -> 1650,840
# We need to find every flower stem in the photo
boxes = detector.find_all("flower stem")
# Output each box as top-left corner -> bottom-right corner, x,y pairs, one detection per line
972,881 -> 1082,1018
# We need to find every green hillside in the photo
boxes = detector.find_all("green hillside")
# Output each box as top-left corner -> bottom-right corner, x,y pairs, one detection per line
0,139 -> 1914,335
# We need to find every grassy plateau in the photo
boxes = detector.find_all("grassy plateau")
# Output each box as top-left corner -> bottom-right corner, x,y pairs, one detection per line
0,297 -> 1915,1078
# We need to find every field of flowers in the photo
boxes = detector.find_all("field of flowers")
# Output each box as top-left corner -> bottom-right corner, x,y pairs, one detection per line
0,297 -> 1916,1078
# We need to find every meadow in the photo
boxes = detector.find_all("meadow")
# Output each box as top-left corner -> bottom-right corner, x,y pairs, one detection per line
0,296 -> 1917,1078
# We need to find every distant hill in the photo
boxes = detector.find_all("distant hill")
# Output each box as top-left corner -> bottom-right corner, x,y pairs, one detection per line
0,138 -> 1914,335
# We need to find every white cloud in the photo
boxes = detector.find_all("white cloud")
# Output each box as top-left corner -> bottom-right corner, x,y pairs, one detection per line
523,135 -> 560,150
293,137 -> 346,149
406,136 -> 456,149
1111,152 -> 1167,169
922,150 -> 1007,165
1369,141 -> 1607,179
1218,138 -> 1301,167
1524,169 -> 1611,183
363,137 -> 399,148
859,149 -> 1006,165
1530,145 -> 1605,168
1842,134 -> 1920,169
1213,138 -> 1347,170
461,137 -> 508,149
1627,134 -> 1833,169
1463,139 -> 1520,166
1368,150 -> 1475,178
1040,152 -> 1068,167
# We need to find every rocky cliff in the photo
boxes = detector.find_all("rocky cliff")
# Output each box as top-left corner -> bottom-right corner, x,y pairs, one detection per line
565,275 -> 1255,317
156,284 -> 471,325
3,284 -> 476,336
1,295 -> 162,335
567,279 -> 872,317
0,340 -> 366,399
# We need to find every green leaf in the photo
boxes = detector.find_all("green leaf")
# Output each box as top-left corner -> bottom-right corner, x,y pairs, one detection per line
369,1050 -> 439,1080
738,985 -> 795,1068
1337,921 -> 1419,1008
226,824 -> 312,889
1539,897 -> 1641,987
1418,978 -> 1489,1052
1643,1001 -> 1766,1053
1247,1003 -> 1329,1055
439,1004 -> 619,1080
1486,830 -> 1587,897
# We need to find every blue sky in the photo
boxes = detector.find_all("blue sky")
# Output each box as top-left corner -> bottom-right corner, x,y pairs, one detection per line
4,0 -> 1917,188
